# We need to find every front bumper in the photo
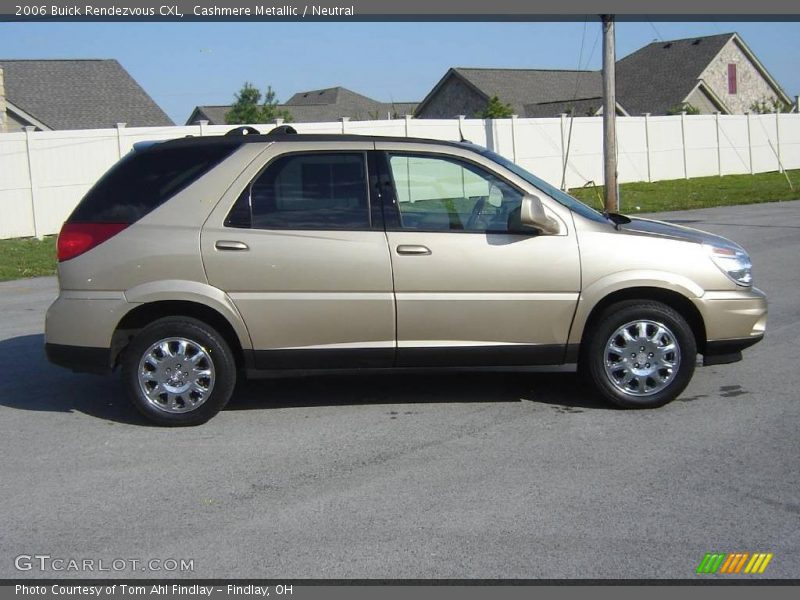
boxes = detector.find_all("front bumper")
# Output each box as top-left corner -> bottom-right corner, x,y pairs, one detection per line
702,334 -> 764,366
692,287 -> 767,365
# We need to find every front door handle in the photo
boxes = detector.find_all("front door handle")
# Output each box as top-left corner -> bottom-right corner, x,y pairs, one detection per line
215,240 -> 249,251
396,244 -> 431,256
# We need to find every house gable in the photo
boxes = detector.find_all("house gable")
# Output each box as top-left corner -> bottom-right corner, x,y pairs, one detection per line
684,82 -> 730,114
699,34 -> 792,113
415,69 -> 489,118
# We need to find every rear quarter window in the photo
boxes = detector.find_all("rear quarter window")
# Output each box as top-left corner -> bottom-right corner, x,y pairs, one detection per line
68,143 -> 239,224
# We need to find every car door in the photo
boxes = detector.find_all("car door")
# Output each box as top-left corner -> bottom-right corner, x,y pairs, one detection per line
375,143 -> 581,367
202,142 -> 395,369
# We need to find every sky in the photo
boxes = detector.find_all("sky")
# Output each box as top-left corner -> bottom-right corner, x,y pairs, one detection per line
1,20 -> 799,124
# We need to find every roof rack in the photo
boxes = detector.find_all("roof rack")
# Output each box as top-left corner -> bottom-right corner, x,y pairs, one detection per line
225,126 -> 261,136
266,125 -> 298,136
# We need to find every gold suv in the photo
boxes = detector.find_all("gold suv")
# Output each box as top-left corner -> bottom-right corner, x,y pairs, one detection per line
45,126 -> 767,425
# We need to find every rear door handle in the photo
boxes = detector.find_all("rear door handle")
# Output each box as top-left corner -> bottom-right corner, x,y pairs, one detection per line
215,240 -> 249,251
396,244 -> 431,256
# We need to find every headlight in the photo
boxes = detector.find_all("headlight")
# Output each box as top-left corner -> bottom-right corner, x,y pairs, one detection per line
704,244 -> 752,286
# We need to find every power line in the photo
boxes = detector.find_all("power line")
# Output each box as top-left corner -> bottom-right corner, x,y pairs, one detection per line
648,20 -> 664,42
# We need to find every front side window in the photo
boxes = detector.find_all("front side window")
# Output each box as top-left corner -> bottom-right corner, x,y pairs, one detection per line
386,154 -> 523,233
227,152 -> 369,230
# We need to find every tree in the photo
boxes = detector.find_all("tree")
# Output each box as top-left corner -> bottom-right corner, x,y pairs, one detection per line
750,97 -> 792,114
478,96 -> 514,119
260,85 -> 294,122
225,82 -> 293,124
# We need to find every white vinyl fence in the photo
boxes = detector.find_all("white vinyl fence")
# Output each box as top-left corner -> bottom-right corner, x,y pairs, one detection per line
1,113 -> 799,239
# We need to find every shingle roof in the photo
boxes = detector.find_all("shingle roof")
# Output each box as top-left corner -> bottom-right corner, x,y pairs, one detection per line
524,97 -> 604,118
614,33 -> 734,115
448,68 -> 602,114
186,87 -> 417,124
0,59 -> 173,130
189,105 -> 230,125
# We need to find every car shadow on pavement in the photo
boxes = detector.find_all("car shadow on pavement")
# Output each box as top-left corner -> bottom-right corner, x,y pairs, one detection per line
0,334 -> 609,425
229,370 -> 610,412
0,334 -> 148,425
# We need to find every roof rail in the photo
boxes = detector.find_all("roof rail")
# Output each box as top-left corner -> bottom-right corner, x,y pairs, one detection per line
266,125 -> 298,136
225,126 -> 261,136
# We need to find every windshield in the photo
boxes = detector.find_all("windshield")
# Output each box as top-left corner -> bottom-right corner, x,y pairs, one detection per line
469,145 -> 610,224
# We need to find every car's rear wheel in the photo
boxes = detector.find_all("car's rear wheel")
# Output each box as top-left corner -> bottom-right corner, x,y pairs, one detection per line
581,300 -> 696,408
122,317 -> 236,426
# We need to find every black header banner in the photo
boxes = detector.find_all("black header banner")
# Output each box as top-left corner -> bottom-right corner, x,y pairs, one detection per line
3,0 -> 800,21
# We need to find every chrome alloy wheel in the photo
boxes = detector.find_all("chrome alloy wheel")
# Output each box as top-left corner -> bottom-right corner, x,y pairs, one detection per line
603,320 -> 681,397
137,337 -> 216,413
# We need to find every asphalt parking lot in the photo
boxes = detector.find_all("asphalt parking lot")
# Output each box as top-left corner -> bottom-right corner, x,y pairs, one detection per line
0,201 -> 798,580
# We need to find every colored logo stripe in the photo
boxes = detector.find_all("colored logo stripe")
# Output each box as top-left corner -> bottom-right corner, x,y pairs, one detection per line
697,552 -> 773,574
745,553 -> 773,574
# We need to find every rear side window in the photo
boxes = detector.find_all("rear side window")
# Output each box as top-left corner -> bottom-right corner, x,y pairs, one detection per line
68,143 -> 239,223
226,152 -> 369,230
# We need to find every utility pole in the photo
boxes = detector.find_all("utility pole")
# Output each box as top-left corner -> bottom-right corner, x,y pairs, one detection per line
601,14 -> 619,213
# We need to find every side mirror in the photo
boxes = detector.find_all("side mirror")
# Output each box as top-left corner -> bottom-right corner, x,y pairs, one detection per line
519,195 -> 560,235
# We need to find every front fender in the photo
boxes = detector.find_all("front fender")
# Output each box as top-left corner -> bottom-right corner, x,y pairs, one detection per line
567,270 -> 704,345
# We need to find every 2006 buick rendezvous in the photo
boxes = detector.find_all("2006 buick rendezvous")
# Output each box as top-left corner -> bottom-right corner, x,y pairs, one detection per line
45,126 -> 767,425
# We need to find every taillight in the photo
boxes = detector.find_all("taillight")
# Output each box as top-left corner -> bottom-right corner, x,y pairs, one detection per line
57,223 -> 129,262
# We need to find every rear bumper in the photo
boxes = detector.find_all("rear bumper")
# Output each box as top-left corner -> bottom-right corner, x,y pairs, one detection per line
45,343 -> 113,375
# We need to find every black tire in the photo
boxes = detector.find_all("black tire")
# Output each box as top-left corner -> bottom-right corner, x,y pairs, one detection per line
580,300 -> 697,409
121,317 -> 237,426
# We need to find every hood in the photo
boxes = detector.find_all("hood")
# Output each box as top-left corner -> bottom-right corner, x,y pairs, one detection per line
621,217 -> 741,251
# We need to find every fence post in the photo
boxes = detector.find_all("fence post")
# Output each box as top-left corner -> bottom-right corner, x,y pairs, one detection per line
715,112 -> 722,177
775,110 -> 782,173
680,111 -> 688,179
115,122 -> 126,158
404,114 -> 412,137
559,113 -> 567,184
510,114 -> 518,163
274,118 -> 284,127
746,112 -> 754,175
643,113 -> 652,182
339,117 -> 349,134
23,126 -> 41,240
198,119 -> 208,136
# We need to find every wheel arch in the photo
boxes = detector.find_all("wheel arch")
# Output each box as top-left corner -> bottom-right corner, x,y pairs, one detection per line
111,300 -> 249,370
575,286 -> 707,355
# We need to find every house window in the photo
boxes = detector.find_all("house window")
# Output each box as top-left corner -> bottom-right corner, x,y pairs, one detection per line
728,63 -> 737,94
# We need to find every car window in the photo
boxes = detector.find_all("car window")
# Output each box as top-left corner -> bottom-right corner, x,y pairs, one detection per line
227,152 -> 370,230
387,154 -> 523,233
70,143 -> 239,224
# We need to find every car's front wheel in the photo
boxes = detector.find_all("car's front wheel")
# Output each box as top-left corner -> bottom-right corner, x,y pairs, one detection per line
122,317 -> 237,426
581,300 -> 697,408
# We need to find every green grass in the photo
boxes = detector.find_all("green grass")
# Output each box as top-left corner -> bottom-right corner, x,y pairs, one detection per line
0,236 -> 57,282
569,169 -> 800,213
